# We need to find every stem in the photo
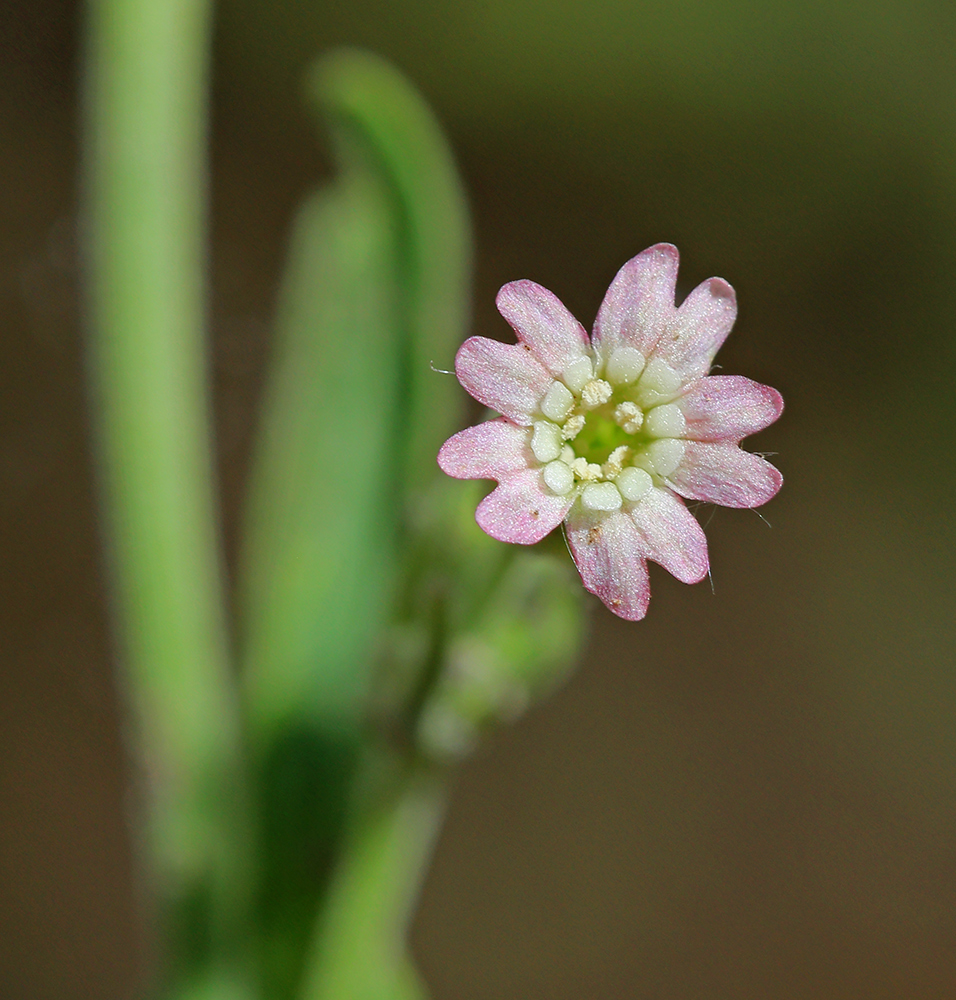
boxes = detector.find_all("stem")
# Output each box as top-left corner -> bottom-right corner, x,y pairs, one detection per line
82,0 -> 254,995
300,759 -> 447,1000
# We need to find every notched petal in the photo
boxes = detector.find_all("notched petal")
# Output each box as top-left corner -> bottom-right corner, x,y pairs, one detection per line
661,277 -> 737,380
679,375 -> 784,442
475,468 -> 573,545
566,509 -> 652,620
592,244 -> 680,360
629,487 -> 708,584
438,419 -> 532,480
455,336 -> 552,425
496,280 -> 590,376
669,442 -> 783,508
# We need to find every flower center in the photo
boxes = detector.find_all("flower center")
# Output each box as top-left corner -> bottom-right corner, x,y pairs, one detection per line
531,348 -> 688,511
571,411 -> 630,465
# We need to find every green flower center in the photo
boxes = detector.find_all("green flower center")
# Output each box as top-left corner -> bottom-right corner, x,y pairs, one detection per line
572,408 -> 638,465
531,352 -> 689,511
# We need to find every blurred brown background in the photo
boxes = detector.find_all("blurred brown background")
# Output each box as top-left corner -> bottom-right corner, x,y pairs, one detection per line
3,0 -> 956,996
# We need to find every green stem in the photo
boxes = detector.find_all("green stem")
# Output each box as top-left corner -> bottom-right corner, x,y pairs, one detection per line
300,759 -> 447,1000
82,1 -> 254,995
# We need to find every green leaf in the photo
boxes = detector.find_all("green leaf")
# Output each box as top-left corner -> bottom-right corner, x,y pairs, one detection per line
83,0 -> 256,994
236,49 -> 472,999
239,171 -> 404,999
239,46 -> 472,750
308,49 -> 472,501
240,170 -> 402,742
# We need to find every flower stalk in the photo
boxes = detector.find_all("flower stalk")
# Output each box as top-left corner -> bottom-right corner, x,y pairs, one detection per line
300,756 -> 447,1000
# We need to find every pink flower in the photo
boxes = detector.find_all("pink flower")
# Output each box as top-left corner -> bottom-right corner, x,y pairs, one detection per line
438,244 -> 783,621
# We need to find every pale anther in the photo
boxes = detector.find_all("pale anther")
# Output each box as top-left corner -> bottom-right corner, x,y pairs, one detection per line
603,445 -> 629,479
647,438 -> 686,477
540,381 -> 574,421
562,356 -> 594,393
614,401 -> 643,434
561,414 -> 585,440
605,346 -> 646,385
543,460 -> 574,495
560,444 -> 575,464
581,379 -> 613,410
644,403 -> 687,438
616,466 -> 653,503
582,482 -> 623,511
570,457 -> 602,481
531,420 -> 562,463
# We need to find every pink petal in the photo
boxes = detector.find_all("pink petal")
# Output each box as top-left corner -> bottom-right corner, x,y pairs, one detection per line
438,419 -> 532,479
454,336 -> 552,425
658,277 -> 737,380
566,509 -> 651,620
496,280 -> 591,376
669,442 -> 783,508
629,486 -> 709,584
591,244 -> 680,359
678,375 -> 784,442
476,468 -> 573,545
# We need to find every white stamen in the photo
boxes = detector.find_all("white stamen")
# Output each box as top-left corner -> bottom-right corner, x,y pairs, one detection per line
561,414 -> 585,440
616,466 -> 653,502
540,381 -> 574,421
637,358 -> 682,404
614,401 -> 643,434
605,346 -> 646,385
570,457 -> 602,481
582,482 -> 623,511
644,403 -> 687,438
647,438 -> 686,476
562,356 -> 594,393
603,445 -> 629,479
581,379 -> 613,410
543,460 -> 574,495
531,420 -> 562,463
560,444 -> 575,464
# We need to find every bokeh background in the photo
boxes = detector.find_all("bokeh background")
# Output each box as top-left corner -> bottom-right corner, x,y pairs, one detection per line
3,0 -> 956,996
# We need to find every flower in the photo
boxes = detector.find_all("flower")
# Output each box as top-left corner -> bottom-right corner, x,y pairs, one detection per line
438,244 -> 783,621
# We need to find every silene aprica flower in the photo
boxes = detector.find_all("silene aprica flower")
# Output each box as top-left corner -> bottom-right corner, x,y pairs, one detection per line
438,244 -> 783,621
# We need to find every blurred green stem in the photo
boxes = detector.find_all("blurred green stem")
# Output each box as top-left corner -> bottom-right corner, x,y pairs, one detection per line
301,757 -> 447,1000
83,0 -> 254,996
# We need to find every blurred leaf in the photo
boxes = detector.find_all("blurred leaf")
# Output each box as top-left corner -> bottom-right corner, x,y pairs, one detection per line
83,0 -> 257,994
240,165 -> 404,997
240,171 -> 402,743
240,46 -> 472,748
236,49 -> 472,998
308,50 -> 472,500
